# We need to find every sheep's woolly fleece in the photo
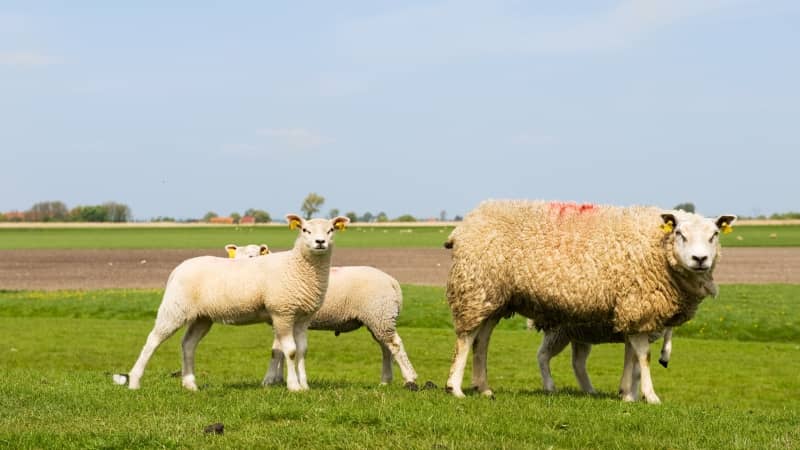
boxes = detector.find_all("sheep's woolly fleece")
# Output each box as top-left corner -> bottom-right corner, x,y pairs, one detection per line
445,200 -> 718,336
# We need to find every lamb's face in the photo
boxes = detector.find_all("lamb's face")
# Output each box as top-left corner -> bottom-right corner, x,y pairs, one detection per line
286,214 -> 350,255
661,211 -> 736,273
225,244 -> 269,259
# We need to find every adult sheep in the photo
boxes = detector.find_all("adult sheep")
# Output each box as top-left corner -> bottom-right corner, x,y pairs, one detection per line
228,246 -> 418,389
113,214 -> 349,392
444,200 -> 735,403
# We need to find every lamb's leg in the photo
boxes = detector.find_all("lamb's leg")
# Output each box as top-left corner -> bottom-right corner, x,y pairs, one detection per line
659,327 -> 673,368
570,341 -> 596,394
619,340 -> 637,401
262,329 -> 285,386
378,342 -> 394,385
293,318 -> 312,391
445,328 -> 479,398
180,318 -> 213,391
386,332 -> 417,387
471,316 -> 499,397
537,330 -> 570,392
628,333 -> 660,404
273,317 -> 301,392
125,316 -> 184,390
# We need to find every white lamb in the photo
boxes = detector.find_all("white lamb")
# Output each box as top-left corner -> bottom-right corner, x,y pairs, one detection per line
444,200 -> 735,403
229,246 -> 418,389
112,214 -> 349,392
225,243 -> 269,258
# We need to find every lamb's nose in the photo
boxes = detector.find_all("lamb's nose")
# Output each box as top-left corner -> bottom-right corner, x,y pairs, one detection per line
692,255 -> 708,265
315,239 -> 326,245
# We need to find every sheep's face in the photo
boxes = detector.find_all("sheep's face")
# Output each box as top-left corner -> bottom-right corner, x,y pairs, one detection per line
661,211 -> 736,273
286,214 -> 350,255
225,244 -> 269,259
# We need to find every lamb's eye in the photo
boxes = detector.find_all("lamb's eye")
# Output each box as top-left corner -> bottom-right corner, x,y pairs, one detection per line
675,230 -> 687,242
709,231 -> 719,243
302,228 -> 309,234
328,228 -> 334,234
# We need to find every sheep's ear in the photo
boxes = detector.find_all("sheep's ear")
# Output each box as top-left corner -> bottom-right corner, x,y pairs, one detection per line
715,215 -> 737,234
286,214 -> 303,230
259,244 -> 270,255
225,244 -> 237,259
333,216 -> 350,231
660,213 -> 677,234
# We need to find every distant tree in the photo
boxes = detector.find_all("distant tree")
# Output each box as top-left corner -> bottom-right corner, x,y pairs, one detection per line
301,193 -> 325,219
26,201 -> 69,222
360,212 -> 374,223
440,210 -> 447,221
673,202 -> 696,213
394,214 -> 417,222
0,213 -> 6,222
203,211 -> 218,222
453,215 -> 463,221
70,205 -> 108,222
376,212 -> 389,222
328,208 -> 340,219
245,208 -> 271,223
345,211 -> 358,223
151,216 -> 175,222
103,202 -> 131,222
230,212 -> 242,224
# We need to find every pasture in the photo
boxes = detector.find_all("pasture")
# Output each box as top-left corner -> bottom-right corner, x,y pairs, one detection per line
1,285 -> 798,449
1,222 -> 800,249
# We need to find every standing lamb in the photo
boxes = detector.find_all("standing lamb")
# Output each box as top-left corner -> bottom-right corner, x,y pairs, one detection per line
228,246 -> 418,389
112,214 -> 349,392
444,200 -> 735,403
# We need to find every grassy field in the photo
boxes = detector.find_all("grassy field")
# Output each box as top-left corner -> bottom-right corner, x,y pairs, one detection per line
1,223 -> 799,249
1,284 -> 798,449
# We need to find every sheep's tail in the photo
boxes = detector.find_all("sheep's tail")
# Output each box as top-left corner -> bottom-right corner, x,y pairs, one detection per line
391,278 -> 403,312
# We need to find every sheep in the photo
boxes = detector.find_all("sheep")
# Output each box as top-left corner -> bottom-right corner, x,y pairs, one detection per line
443,200 -> 735,403
112,214 -> 349,392
225,243 -> 269,258
228,246 -> 418,389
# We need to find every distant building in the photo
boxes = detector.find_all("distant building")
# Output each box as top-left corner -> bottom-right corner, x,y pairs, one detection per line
3,211 -> 24,221
209,216 -> 234,224
239,215 -> 256,225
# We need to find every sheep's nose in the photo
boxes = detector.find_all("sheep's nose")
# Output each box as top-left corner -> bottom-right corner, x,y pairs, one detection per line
692,255 -> 708,265
315,239 -> 326,245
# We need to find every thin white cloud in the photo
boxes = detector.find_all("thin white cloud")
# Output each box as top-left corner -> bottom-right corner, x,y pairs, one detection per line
0,51 -> 60,67
256,128 -> 334,150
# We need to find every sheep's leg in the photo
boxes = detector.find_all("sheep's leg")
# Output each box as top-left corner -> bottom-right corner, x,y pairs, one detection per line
445,328 -> 479,398
180,318 -> 213,391
630,359 -> 641,401
628,333 -> 660,404
619,340 -> 636,401
571,341 -> 596,394
659,327 -> 673,368
126,317 -> 184,390
471,316 -> 499,397
371,328 -> 418,388
273,318 -> 301,392
537,330 -> 570,392
378,342 -> 394,385
262,329 -> 285,386
293,318 -> 312,391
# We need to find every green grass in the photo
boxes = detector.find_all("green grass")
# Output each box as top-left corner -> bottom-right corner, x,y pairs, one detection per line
0,226 -> 455,249
1,223 -> 799,249
1,284 -> 798,448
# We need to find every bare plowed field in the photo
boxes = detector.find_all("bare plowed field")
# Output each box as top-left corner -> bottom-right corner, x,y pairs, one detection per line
1,248 -> 798,291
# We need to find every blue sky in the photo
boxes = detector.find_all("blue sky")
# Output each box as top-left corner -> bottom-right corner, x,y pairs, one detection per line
2,1 -> 798,220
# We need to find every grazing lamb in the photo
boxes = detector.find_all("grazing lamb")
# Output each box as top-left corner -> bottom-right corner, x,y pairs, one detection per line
228,246 -> 418,388
444,200 -> 735,403
225,243 -> 269,258
112,214 -> 349,392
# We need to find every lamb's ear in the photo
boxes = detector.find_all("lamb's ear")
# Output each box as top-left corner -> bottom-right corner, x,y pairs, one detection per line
660,213 -> 677,234
286,214 -> 303,230
259,244 -> 270,255
332,216 -> 350,231
225,244 -> 237,259
715,215 -> 737,234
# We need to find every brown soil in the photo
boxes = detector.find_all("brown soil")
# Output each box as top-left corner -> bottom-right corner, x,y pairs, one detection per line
0,247 -> 797,291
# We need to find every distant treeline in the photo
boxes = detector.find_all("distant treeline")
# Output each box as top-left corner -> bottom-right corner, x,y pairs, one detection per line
1,201 -> 131,223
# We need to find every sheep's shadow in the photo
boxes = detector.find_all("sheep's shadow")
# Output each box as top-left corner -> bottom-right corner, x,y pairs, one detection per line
513,386 -> 619,400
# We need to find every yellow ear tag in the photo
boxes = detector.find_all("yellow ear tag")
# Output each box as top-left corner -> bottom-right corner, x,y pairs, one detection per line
227,248 -> 236,258
289,219 -> 301,230
721,222 -> 733,234
334,221 -> 346,231
661,220 -> 674,234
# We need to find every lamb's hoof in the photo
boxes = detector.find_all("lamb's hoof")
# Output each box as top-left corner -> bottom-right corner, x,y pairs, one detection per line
422,381 -> 438,390
445,385 -> 465,398
659,359 -> 669,368
404,381 -> 419,391
112,373 -> 129,386
203,423 -> 224,435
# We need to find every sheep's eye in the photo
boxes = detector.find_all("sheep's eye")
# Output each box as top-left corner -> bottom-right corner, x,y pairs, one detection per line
328,228 -> 334,234
675,230 -> 687,242
709,231 -> 719,243
302,228 -> 309,234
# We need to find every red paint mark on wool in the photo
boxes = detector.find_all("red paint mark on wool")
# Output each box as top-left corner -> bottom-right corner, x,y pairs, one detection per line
548,202 -> 597,216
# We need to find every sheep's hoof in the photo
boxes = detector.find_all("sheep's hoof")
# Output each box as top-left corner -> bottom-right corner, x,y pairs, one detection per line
404,381 -> 419,391
480,389 -> 495,399
659,359 -> 669,368
112,373 -> 129,386
422,381 -> 438,390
